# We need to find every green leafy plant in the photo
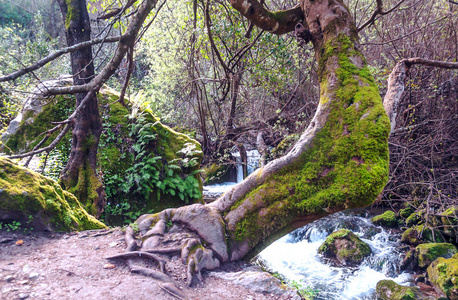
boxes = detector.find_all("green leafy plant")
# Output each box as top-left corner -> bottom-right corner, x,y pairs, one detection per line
290,280 -> 320,300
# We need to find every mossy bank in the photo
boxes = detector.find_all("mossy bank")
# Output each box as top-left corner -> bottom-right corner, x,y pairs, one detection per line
0,156 -> 105,231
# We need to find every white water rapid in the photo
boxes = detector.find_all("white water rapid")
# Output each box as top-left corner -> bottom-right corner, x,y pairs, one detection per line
257,211 -> 413,299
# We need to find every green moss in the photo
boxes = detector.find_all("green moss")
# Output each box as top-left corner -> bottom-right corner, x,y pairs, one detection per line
0,156 -> 105,231
375,280 -> 419,300
427,256 -> 458,299
318,229 -> 371,265
371,210 -> 398,228
64,0 -> 79,30
415,243 -> 458,269
230,33 -> 390,251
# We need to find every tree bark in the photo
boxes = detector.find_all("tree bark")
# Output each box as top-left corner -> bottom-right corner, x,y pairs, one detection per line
129,0 -> 391,287
57,0 -> 105,216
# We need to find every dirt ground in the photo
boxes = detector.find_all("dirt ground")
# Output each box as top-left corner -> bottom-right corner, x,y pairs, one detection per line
0,228 -> 299,300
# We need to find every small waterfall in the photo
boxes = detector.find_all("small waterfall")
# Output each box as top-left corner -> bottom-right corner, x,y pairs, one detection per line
257,211 -> 412,300
232,150 -> 261,183
203,149 -> 261,199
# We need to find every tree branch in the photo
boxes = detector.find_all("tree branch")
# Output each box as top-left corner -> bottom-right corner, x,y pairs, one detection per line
358,0 -> 406,32
0,36 -> 121,83
229,0 -> 303,35
97,0 -> 138,20
383,58 -> 458,134
7,124 -> 71,159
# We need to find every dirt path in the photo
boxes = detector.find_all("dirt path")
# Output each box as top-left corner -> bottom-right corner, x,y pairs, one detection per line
0,229 -> 299,300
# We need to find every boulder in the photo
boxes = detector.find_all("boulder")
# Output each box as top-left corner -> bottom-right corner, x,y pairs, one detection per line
0,157 -> 106,231
371,210 -> 398,227
405,212 -> 423,227
401,225 -> 444,246
399,207 -> 415,219
208,266 -> 300,299
318,229 -> 371,265
375,280 -> 420,300
416,243 -> 458,269
427,254 -> 458,299
403,243 -> 458,271
1,81 -> 203,224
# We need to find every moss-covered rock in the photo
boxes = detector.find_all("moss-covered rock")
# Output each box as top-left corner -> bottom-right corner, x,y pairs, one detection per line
400,207 -> 415,219
427,255 -> 458,299
375,280 -> 420,300
371,210 -> 398,227
416,243 -> 458,269
401,225 -> 444,246
0,156 -> 106,231
405,211 -> 423,227
1,83 -> 203,224
318,229 -> 371,265
439,206 -> 458,240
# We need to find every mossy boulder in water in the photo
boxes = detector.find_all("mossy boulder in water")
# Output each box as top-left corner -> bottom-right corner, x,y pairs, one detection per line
375,280 -> 420,300
318,229 -> 371,265
427,254 -> 458,299
371,210 -> 398,227
0,157 -> 106,231
1,81 -> 203,223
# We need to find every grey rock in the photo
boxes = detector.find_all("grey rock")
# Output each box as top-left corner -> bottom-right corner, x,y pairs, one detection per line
18,293 -> 29,299
4,275 -> 15,282
209,268 -> 300,299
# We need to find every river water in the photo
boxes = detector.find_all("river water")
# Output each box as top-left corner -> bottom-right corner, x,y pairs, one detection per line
257,211 -> 412,299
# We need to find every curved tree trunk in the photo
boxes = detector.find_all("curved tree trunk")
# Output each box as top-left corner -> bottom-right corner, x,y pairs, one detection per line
115,0 -> 391,291
57,0 -> 105,216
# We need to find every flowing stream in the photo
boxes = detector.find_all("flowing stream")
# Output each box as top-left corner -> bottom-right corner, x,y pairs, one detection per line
256,211 -> 412,299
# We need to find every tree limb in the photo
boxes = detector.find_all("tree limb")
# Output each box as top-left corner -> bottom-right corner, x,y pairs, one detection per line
97,0 -> 138,20
229,0 -> 303,35
358,0 -> 406,32
0,36 -> 121,83
383,58 -> 458,134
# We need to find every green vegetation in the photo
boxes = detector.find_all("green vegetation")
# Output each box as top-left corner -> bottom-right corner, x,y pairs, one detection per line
2,87 -> 203,225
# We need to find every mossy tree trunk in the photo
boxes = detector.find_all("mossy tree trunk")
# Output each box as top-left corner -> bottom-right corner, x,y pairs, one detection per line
126,0 -> 391,289
57,0 -> 105,217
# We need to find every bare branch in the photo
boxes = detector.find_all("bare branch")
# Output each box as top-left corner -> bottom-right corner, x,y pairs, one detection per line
0,36 -> 121,83
358,0 -> 406,32
404,58 -> 458,69
7,124 -> 71,159
97,0 -> 137,20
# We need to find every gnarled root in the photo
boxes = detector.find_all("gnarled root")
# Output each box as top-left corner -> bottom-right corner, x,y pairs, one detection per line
108,204 -> 228,298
